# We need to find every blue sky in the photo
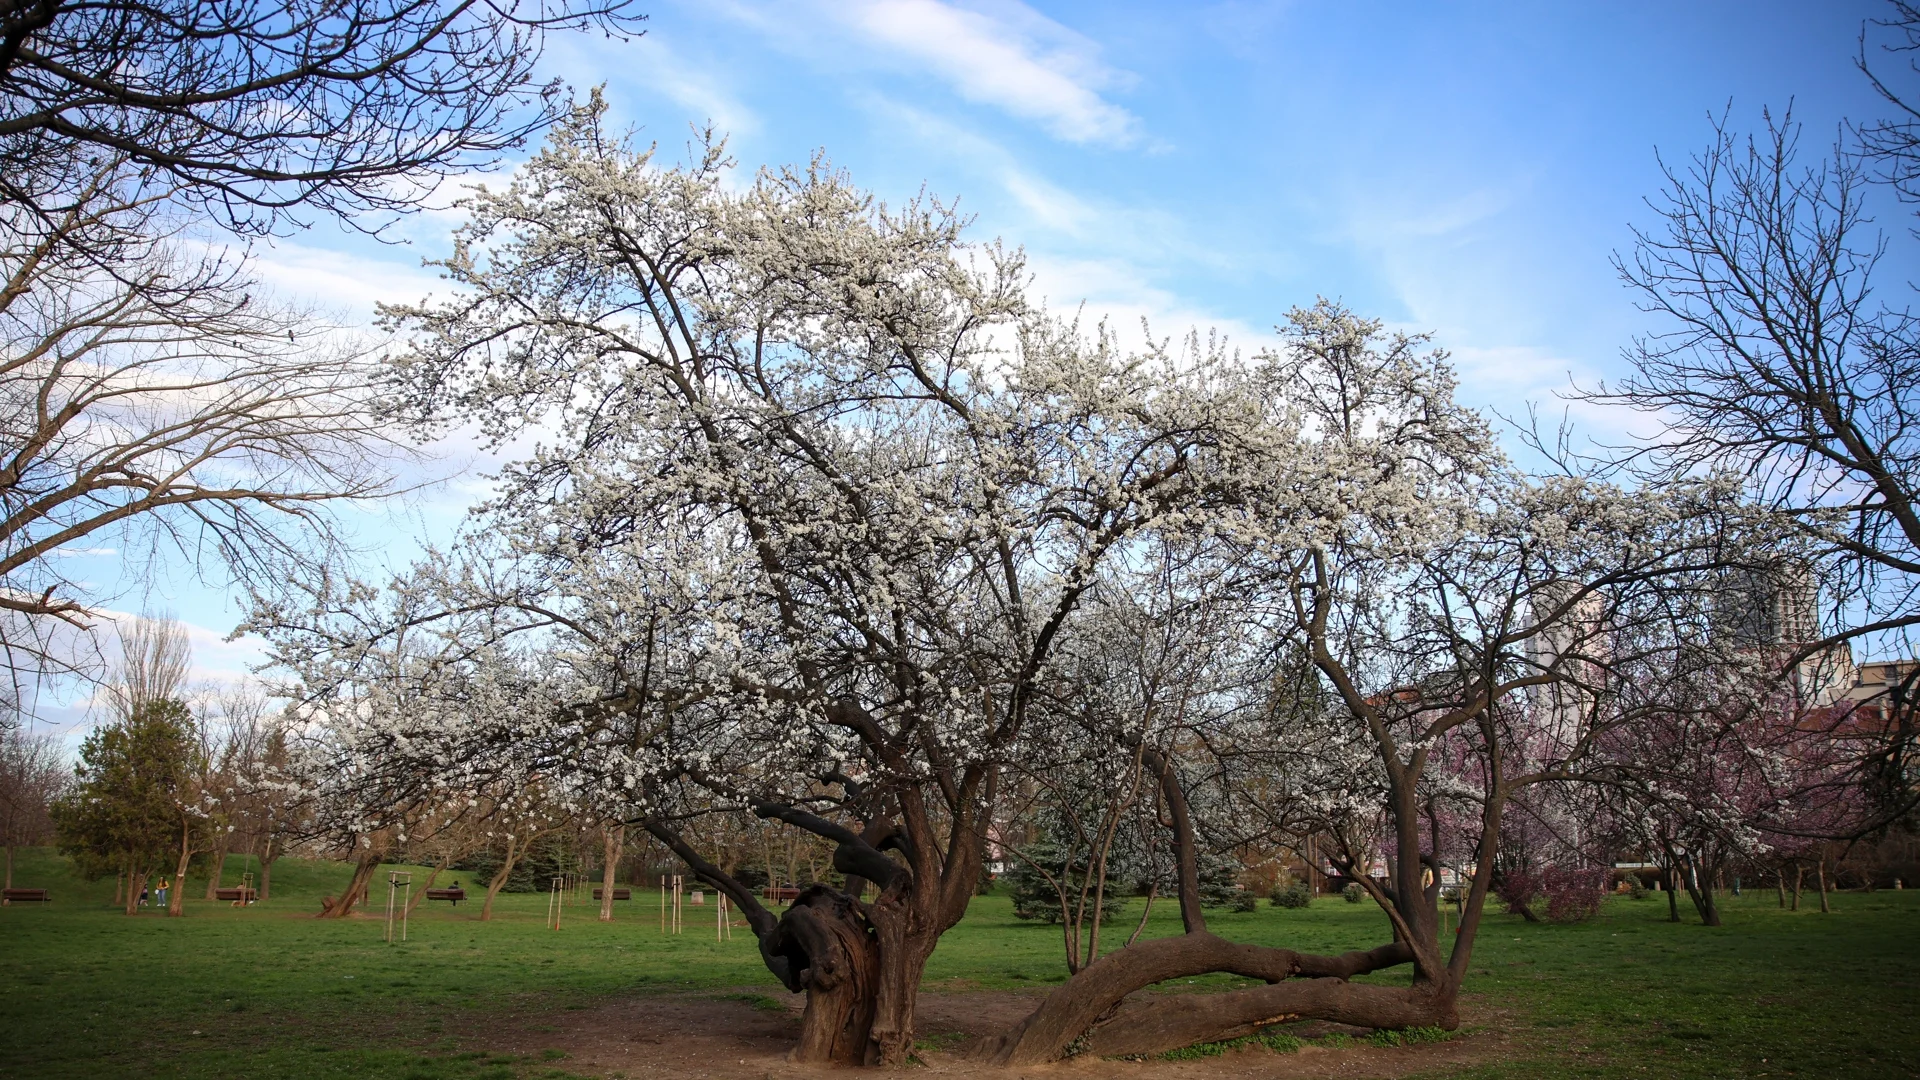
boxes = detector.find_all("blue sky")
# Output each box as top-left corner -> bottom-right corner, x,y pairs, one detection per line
35,0 -> 1903,732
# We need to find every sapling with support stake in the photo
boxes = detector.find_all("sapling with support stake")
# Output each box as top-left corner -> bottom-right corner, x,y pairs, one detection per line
383,871 -> 411,944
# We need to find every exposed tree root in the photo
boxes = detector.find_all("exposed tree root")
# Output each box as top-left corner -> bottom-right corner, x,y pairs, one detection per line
1079,979 -> 1455,1059
972,932 -> 1420,1065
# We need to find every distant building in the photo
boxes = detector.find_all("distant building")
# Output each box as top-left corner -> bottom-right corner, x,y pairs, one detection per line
1841,659 -> 1920,704
1714,562 -> 1854,707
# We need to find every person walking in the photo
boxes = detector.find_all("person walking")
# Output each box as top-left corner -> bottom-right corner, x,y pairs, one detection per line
156,878 -> 170,908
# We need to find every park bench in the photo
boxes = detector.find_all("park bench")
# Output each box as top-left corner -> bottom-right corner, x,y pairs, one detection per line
592,887 -> 631,901
2,888 -> 50,904
763,886 -> 802,903
214,887 -> 257,904
425,887 -> 466,905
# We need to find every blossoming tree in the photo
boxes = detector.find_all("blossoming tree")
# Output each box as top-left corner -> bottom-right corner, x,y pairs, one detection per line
260,100 -> 1786,1065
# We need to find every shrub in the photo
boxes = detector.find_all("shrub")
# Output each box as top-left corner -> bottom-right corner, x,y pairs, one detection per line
1542,867 -> 1608,923
1342,882 -> 1365,903
1625,874 -> 1649,900
1270,882 -> 1311,908
1230,889 -> 1258,912
1494,869 -> 1540,916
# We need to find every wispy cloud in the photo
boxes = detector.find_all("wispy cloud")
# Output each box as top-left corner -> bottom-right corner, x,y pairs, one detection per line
843,0 -> 1138,145
714,0 -> 1139,146
245,240 -> 447,326
51,547 -> 117,558
1025,252 -> 1267,360
612,31 -> 760,136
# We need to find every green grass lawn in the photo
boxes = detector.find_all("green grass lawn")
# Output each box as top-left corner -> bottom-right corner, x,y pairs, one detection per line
2,847 -> 1914,1078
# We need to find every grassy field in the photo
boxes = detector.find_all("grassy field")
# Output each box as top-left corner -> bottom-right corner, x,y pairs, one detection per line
1,847 -> 1915,1079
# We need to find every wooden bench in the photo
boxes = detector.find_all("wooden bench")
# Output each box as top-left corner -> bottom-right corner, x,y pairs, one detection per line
424,887 -> 466,905
214,887 -> 257,903
3,888 -> 51,904
763,886 -> 802,903
592,887 -> 631,901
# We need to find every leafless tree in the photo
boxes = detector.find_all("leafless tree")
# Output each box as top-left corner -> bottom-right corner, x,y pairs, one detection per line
1596,7 -> 1920,819
1,179 -> 402,686
104,615 -> 190,722
2,0 -> 645,697
0,0 -> 644,236
0,703 -> 65,891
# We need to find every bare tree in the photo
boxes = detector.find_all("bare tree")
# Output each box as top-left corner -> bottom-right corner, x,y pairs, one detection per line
0,706 -> 64,891
105,615 -> 190,722
1606,114 -> 1919,644
1598,11 -> 1920,820
0,0 -> 643,235
1,181 -> 401,685
3,0 -> 644,697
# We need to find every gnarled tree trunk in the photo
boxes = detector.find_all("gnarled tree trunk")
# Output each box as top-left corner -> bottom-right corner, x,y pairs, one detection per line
973,745 -> 1475,1066
644,766 -> 988,1069
321,848 -> 382,918
766,886 -> 881,1063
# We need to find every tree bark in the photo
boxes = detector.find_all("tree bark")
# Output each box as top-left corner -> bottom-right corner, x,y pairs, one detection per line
1679,858 -> 1720,927
1792,864 -> 1804,910
974,933 -> 1419,1065
405,862 -> 449,919
863,885 -> 942,1066
168,819 -> 194,917
259,841 -> 277,902
480,834 -> 521,922
644,799 -> 961,1069
202,843 -> 229,901
1818,857 -> 1832,913
1776,867 -> 1786,907
601,824 -> 623,922
767,886 -> 881,1064
972,741 -> 1450,1067
1081,979 -> 1451,1058
126,868 -> 148,916
321,849 -> 381,918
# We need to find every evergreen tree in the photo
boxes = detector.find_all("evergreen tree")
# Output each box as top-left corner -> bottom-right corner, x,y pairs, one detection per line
1003,830 -> 1130,924
51,701 -> 196,905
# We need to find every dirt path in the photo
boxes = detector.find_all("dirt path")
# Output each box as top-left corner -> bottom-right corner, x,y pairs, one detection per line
477,989 -> 1512,1079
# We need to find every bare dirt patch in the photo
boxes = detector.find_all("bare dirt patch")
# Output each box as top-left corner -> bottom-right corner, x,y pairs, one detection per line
474,989 -> 1512,1080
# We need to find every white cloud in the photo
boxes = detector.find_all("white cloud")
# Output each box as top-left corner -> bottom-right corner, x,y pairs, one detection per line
1025,252 -> 1267,360
246,240 -> 447,327
611,32 -> 760,137
848,0 -> 1137,145
747,0 -> 1139,146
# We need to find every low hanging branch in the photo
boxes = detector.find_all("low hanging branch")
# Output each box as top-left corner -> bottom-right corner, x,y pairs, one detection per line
972,744 -> 1430,1066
